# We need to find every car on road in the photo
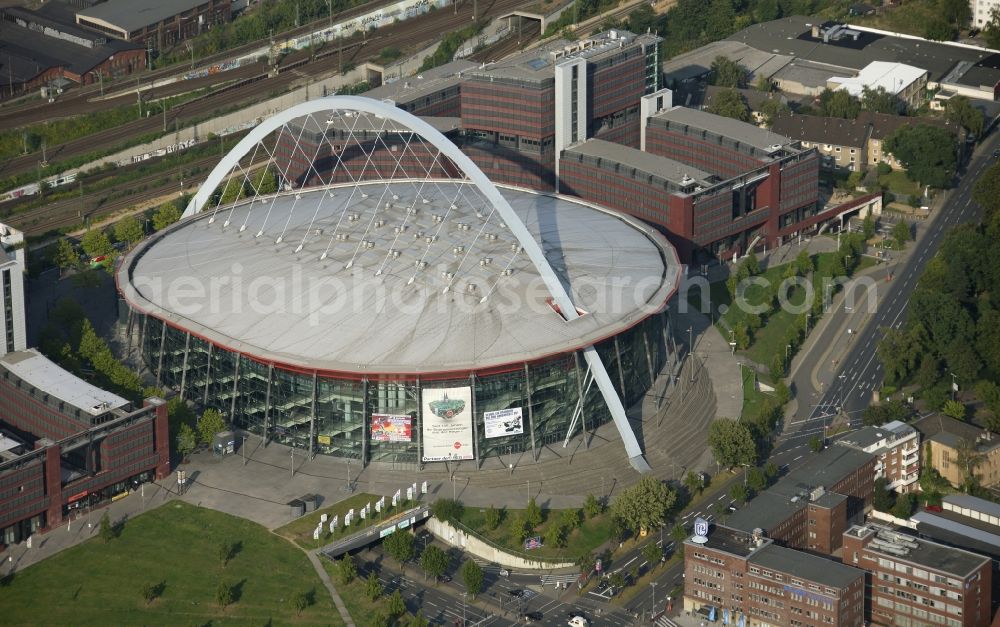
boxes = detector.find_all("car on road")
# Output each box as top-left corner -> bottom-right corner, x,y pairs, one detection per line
508,589 -> 525,598
596,579 -> 609,591
439,575 -> 451,583
993,149 -> 1000,158
567,617 -> 589,627
521,611 -> 543,622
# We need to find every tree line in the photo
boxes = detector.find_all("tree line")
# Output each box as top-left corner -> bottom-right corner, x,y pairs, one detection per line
877,171 -> 1000,436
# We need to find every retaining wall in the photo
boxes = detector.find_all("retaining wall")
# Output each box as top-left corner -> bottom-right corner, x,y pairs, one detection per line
426,517 -> 576,570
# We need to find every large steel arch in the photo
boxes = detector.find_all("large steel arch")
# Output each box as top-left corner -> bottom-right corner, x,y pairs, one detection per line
184,95 -> 651,473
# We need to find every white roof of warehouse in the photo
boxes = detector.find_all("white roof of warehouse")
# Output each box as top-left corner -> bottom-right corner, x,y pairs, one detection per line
828,61 -> 926,96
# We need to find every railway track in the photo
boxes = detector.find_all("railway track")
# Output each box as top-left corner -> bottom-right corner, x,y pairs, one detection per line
0,0 -> 527,184
467,19 -> 541,62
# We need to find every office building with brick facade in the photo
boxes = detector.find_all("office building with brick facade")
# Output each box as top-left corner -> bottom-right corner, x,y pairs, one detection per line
683,523 -> 867,626
843,524 -> 993,627
0,349 -> 169,548
725,445 -> 876,555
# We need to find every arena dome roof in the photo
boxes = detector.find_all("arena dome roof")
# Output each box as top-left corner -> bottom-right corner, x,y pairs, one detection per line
118,182 -> 678,375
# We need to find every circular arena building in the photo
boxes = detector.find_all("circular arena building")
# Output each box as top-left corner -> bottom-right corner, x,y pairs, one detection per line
117,97 -> 680,470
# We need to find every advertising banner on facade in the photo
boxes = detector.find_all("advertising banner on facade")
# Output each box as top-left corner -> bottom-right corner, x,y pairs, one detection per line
371,414 -> 413,442
421,386 -> 474,461
483,407 -> 524,438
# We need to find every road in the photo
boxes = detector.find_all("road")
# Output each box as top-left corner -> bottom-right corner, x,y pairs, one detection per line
359,541 -> 641,627
773,134 -> 995,463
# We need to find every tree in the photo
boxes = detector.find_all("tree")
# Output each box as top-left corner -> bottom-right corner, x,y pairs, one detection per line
893,220 -> 911,249
754,73 -> 773,93
419,544 -> 449,582
583,493 -> 603,518
198,408 -> 226,446
861,86 -> 898,114
818,88 -> 861,119
706,88 -> 751,122
524,496 -> 543,529
709,56 -> 747,88
216,580 -> 234,609
460,559 -> 484,598
409,611 -> 430,627
52,239 -> 80,273
386,589 -> 406,619
862,213 -> 875,240
730,482 -> 750,504
883,125 -> 957,189
610,475 -> 677,534
152,201 -> 182,231
945,95 -> 984,138
942,399 -> 967,420
560,508 -> 583,530
764,461 -> 779,481
218,540 -> 237,567
337,554 -> 357,584
430,498 -> 464,523
746,467 -> 768,492
140,581 -> 161,605
99,511 -> 114,543
974,380 -> 1000,433
251,166 -> 278,195
80,229 -> 114,259
642,541 -> 663,566
683,470 -> 704,496
176,423 -> 197,459
484,505 -> 502,530
364,572 -> 383,601
289,590 -> 312,615
986,6 -> 1000,49
862,400 -> 912,426
609,571 -> 626,591
758,97 -> 789,126
891,493 -> 917,519
707,419 -> 757,468
873,477 -> 894,511
671,523 -> 688,556
384,530 -> 415,568
509,513 -> 532,543
809,435 -> 823,453
923,18 -> 957,41
940,0 -> 971,26
545,521 -> 568,548
114,216 -> 144,249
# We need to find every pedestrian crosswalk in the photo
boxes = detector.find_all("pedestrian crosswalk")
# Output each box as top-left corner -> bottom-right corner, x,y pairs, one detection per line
655,615 -> 679,627
540,573 -> 580,585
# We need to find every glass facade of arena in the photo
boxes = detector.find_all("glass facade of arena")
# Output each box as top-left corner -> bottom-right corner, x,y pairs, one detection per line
131,309 -> 673,466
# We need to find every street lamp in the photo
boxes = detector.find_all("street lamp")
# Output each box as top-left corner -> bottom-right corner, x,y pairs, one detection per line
461,592 -> 467,625
242,434 -> 247,465
688,326 -> 694,383
950,372 -> 958,400
650,581 -> 658,615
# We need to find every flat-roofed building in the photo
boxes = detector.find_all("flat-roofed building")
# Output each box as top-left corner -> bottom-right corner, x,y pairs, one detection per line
838,420 -> 921,493
76,0 -> 230,52
0,349 -> 169,547
843,524 -> 993,627
683,523 -> 866,626
723,443 -> 876,555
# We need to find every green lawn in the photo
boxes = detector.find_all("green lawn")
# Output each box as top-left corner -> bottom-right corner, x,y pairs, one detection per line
275,492 -> 419,551
740,364 -> 772,421
0,501 -> 338,625
852,0 -> 941,38
459,506 -> 612,562
879,170 -> 922,198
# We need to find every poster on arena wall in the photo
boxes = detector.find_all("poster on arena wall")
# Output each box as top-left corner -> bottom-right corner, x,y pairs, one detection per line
371,414 -> 412,442
483,407 -> 524,439
421,386 -> 474,461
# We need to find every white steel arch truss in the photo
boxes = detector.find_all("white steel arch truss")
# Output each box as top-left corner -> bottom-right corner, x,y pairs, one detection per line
184,95 -> 651,473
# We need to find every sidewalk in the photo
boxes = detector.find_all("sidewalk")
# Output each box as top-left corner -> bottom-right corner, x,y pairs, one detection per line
1,479 -> 176,576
